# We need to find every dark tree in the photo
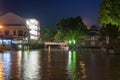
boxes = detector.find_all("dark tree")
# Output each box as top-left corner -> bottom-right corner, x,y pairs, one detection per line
41,28 -> 57,41
55,16 -> 87,43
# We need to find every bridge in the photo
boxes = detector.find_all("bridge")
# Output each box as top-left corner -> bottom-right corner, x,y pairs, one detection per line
44,42 -> 68,50
44,42 -> 67,46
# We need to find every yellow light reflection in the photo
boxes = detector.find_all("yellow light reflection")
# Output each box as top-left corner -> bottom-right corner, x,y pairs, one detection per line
47,50 -> 51,77
0,61 -> 4,80
79,61 -> 87,79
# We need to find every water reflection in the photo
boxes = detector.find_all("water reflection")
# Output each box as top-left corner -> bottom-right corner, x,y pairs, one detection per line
0,49 -> 119,80
17,50 -> 22,78
79,61 -> 87,80
2,52 -> 11,80
0,53 -> 4,80
47,50 -> 52,78
23,50 -> 41,80
105,55 -> 120,80
67,51 -> 77,80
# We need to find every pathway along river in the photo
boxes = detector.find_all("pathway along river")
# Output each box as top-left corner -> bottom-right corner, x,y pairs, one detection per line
0,49 -> 120,80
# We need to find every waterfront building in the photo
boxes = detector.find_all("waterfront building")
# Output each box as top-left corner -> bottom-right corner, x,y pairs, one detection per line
85,25 -> 101,46
0,12 -> 40,49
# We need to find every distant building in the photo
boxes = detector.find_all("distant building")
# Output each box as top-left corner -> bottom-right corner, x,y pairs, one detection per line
0,12 -> 40,46
85,26 -> 101,46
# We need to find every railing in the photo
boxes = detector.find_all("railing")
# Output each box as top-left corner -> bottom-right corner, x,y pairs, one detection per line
44,42 -> 67,45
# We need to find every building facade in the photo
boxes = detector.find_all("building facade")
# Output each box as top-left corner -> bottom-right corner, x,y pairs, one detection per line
26,19 -> 40,40
0,12 -> 40,48
85,26 -> 101,46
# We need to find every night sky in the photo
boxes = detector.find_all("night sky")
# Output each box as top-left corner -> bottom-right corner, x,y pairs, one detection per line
0,0 -> 101,28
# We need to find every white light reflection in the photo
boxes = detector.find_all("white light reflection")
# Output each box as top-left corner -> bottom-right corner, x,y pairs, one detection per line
68,51 -> 72,68
18,51 -> 22,64
23,51 -> 41,80
2,52 -> 11,79
67,51 -> 77,79
17,50 -> 22,78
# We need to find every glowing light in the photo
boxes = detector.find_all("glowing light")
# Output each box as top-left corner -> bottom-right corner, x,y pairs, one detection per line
30,36 -> 38,40
30,30 -> 37,35
69,40 -> 72,44
26,19 -> 40,40
0,25 -> 2,29
72,39 -> 76,44
69,39 -> 76,45
18,45 -> 22,49
3,40 -> 12,45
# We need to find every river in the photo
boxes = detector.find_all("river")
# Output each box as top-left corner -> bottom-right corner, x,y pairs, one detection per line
0,49 -> 120,80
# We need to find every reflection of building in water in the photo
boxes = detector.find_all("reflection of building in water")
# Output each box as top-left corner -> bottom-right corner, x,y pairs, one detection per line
47,51 -> 52,78
67,51 -> 77,80
23,51 -> 41,80
67,51 -> 87,80
79,61 -> 87,80
17,51 -> 22,78
2,52 -> 11,79
0,61 -> 4,80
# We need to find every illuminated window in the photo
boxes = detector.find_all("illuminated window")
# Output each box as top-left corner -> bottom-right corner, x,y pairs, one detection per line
26,19 -> 40,40
91,36 -> 95,40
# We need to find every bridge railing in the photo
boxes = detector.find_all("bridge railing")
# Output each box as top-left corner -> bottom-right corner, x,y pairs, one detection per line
44,42 -> 67,45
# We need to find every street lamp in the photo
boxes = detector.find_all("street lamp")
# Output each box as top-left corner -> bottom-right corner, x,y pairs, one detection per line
0,25 -> 2,29
0,25 -> 2,36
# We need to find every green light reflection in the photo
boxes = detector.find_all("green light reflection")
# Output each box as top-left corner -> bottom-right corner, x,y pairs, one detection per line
67,50 -> 77,80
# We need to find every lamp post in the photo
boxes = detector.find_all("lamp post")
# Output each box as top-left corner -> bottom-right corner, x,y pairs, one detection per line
0,25 -> 2,38
0,25 -> 2,29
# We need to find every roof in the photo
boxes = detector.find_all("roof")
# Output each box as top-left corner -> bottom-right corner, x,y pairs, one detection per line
0,12 -> 26,26
87,26 -> 100,35
87,31 -> 100,35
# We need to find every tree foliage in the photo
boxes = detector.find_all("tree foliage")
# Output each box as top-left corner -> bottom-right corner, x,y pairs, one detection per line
55,16 -> 87,42
40,28 -> 57,41
99,0 -> 120,28
100,24 -> 119,39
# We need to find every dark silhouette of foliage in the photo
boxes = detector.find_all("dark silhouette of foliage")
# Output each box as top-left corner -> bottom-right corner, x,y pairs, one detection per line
55,16 -> 87,42
41,28 -> 57,41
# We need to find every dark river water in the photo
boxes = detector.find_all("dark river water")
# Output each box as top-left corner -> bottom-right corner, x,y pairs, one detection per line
0,49 -> 120,80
